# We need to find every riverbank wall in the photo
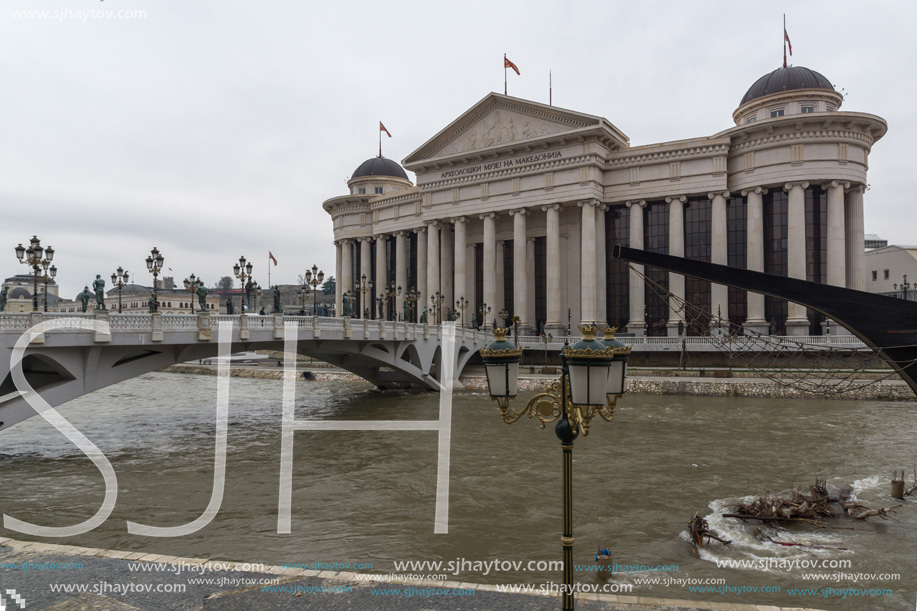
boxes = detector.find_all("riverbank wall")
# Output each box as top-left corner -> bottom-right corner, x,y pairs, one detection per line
160,364 -> 915,401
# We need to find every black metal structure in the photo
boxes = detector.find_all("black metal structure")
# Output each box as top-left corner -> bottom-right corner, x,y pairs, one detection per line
613,244 -> 917,397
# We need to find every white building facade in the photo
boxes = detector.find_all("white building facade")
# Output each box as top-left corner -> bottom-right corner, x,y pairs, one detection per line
324,66 -> 886,337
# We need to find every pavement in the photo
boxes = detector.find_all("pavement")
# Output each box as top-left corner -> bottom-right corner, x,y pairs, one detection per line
0,538 -> 825,611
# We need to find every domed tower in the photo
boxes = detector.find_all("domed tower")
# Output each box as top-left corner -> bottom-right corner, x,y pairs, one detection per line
733,65 -> 843,125
346,156 -> 412,196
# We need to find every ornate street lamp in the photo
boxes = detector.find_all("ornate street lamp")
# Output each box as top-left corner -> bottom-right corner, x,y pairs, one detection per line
895,274 -> 912,301
145,247 -> 164,313
541,331 -> 553,368
304,264 -> 324,316
38,260 -> 57,312
384,282 -> 402,321
355,274 -> 374,319
111,267 -> 129,313
252,282 -> 262,312
406,286 -> 419,323
480,325 -> 629,611
233,256 -> 254,312
497,308 -> 509,330
479,302 -> 491,330
430,291 -> 445,325
183,274 -> 202,314
15,236 -> 54,312
456,296 -> 469,327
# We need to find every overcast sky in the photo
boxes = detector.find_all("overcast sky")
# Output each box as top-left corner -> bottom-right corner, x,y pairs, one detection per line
2,0 -> 914,298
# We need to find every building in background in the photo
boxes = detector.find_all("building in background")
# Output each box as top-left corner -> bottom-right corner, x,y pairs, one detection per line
865,233 -> 888,249
865,245 -> 917,301
326,65 -> 886,337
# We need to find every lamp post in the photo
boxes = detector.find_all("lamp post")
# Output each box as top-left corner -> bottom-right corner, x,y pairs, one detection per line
145,247 -> 164,313
479,302 -> 491,330
430,291 -> 445,325
111,267 -> 129,313
233,256 -> 254,312
183,274 -> 202,314
895,274 -> 912,301
456,296 -> 469,327
541,331 -> 553,368
480,326 -> 630,611
497,308 -> 509,330
252,282 -> 262,313
406,286 -> 419,323
355,274 -> 374,319
304,264 -> 324,316
15,236 -> 54,312
38,261 -> 57,312
384,282 -> 401,321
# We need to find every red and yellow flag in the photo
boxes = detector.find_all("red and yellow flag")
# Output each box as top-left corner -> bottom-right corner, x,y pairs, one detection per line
268,251 -> 278,266
784,29 -> 792,55
380,122 -> 392,137
504,56 -> 520,75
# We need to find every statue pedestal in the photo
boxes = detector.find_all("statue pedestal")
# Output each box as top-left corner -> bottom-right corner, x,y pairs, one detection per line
151,313 -> 163,342
30,311 -> 44,344
197,312 -> 212,341
94,310 -> 111,343
239,314 -> 250,341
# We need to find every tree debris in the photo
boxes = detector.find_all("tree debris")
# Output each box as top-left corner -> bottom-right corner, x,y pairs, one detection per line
688,512 -> 730,553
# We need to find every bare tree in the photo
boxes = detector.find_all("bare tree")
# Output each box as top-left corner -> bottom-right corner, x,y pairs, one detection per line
216,276 -> 234,290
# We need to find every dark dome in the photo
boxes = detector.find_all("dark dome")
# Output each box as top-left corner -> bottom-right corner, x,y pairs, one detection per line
351,156 -> 408,180
8,287 -> 31,299
740,66 -> 834,105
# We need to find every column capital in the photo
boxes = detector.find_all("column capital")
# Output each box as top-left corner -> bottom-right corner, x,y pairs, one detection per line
542,204 -> 561,212
415,226 -> 426,235
665,194 -> 687,204
393,231 -> 406,237
783,181 -> 810,192
740,186 -> 769,196
846,182 -> 867,195
340,238 -> 352,245
598,203 -> 608,211
508,208 -> 528,216
577,199 -> 599,208
707,191 -> 730,200
360,236 -> 373,243
527,236 -> 536,244
625,199 -> 646,209
822,180 -> 850,190
496,240 -> 505,246
426,219 -> 441,228
451,216 -> 467,224
479,212 -> 496,220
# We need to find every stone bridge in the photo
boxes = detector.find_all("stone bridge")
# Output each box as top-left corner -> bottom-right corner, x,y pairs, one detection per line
0,312 -> 490,432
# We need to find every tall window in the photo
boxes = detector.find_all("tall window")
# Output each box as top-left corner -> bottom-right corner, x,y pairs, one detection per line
726,195 -> 747,326
534,237 -> 547,332
805,185 -> 828,334
644,201 -> 669,336
684,198 -> 711,335
605,206 -> 629,329
764,190 -> 788,333
503,240 -> 514,320
474,243 -> 483,322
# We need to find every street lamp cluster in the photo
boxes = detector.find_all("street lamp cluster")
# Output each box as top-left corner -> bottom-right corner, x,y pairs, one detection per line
15,236 -> 56,312
480,325 -> 630,611
146,247 -> 165,312
111,267 -> 129,313
183,274 -> 203,313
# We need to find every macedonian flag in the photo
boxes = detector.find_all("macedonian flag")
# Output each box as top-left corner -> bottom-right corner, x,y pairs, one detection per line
504,56 -> 520,75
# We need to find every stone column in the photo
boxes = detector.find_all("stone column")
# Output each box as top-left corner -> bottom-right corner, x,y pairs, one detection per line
845,184 -> 866,291
341,239 -> 353,317
595,204 -> 608,327
579,200 -> 597,325
709,191 -> 729,330
481,213 -> 496,329
359,238 -> 372,318
416,226 -> 427,316
510,209 -> 528,330
453,217 -> 467,323
785,181 -> 810,335
743,187 -> 768,334
395,232 -> 407,320
544,204 -> 563,334
427,222 -> 440,315
666,195 -> 686,336
440,221 -> 453,319
495,240 -> 505,322
626,200 -> 646,336
335,240 -> 343,316
375,235 -> 387,319
466,242 -> 476,321
826,181 -> 848,287
526,237 -> 536,333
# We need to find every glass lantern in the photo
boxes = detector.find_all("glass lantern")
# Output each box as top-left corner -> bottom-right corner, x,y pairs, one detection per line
480,328 -> 523,400
562,326 -> 613,407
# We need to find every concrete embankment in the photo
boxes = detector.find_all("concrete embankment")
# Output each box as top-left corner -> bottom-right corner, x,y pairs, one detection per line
160,364 -> 915,401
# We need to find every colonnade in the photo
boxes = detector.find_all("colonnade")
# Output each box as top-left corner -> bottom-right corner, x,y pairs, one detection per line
333,182 -> 865,336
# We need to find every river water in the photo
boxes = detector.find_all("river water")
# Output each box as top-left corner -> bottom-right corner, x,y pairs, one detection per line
1,372 -> 915,610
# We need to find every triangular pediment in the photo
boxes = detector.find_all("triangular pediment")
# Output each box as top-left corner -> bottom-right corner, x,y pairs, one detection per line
403,93 -> 626,167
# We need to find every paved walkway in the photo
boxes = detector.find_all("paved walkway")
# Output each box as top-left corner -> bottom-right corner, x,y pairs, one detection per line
0,538 -> 824,611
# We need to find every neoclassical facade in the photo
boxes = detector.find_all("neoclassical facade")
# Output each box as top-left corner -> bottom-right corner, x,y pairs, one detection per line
324,66 -> 886,336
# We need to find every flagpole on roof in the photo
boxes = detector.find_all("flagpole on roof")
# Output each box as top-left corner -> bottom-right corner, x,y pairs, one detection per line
504,53 -> 507,96
549,70 -> 552,106
379,121 -> 382,157
268,253 -> 271,289
783,14 -> 786,68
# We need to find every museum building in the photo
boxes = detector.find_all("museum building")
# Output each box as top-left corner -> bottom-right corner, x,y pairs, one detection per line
323,65 -> 886,336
